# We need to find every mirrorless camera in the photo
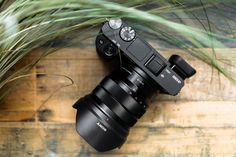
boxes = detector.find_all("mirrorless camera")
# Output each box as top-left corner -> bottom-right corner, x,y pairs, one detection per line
73,19 -> 196,152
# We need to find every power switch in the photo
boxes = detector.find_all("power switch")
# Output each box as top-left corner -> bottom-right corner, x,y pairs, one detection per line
146,58 -> 165,76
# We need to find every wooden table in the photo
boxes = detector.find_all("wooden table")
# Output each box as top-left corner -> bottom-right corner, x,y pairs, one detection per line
0,47 -> 236,157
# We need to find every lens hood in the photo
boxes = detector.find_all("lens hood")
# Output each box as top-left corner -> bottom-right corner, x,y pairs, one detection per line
74,95 -> 129,152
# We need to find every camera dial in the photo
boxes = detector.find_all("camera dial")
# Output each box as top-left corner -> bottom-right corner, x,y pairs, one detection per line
120,26 -> 136,41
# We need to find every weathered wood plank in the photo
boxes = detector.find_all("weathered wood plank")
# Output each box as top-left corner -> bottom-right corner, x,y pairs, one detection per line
1,99 -> 236,128
31,100 -> 236,127
1,122 -> 236,157
142,101 -> 236,128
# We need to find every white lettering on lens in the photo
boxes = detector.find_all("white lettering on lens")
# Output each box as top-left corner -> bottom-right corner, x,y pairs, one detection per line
172,75 -> 181,84
96,122 -> 107,132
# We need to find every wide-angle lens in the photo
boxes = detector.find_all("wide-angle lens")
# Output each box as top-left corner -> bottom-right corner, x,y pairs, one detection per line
73,66 -> 156,151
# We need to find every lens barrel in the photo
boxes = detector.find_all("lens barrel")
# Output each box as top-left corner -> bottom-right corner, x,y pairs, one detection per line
73,66 -> 156,152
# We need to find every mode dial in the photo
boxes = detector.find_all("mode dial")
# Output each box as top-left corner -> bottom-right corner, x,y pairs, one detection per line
120,26 -> 136,41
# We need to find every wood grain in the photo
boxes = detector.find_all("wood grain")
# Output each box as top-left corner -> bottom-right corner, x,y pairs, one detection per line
0,48 -> 236,156
1,123 -> 236,157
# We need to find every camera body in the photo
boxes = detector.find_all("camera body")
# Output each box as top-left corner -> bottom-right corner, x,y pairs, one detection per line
73,19 -> 196,152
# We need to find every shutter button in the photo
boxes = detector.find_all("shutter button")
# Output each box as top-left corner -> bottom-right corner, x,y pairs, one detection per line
108,19 -> 122,29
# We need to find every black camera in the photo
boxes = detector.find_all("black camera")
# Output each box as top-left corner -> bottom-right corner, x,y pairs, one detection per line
73,19 -> 196,152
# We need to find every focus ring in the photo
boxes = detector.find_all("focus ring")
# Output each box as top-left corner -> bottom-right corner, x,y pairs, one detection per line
93,86 -> 137,126
101,77 -> 145,118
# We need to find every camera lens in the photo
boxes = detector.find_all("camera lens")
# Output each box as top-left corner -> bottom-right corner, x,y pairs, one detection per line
73,66 -> 156,152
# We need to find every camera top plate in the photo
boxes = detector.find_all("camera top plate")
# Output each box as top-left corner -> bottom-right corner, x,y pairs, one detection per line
100,19 -> 184,95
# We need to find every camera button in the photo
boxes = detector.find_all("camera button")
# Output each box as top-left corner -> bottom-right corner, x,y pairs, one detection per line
108,18 -> 122,29
146,59 -> 165,76
99,39 -> 104,45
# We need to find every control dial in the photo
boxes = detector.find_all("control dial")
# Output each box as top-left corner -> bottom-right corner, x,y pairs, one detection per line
120,26 -> 136,41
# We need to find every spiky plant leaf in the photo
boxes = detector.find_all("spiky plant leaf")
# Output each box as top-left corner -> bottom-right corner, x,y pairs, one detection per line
0,0 -> 235,99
